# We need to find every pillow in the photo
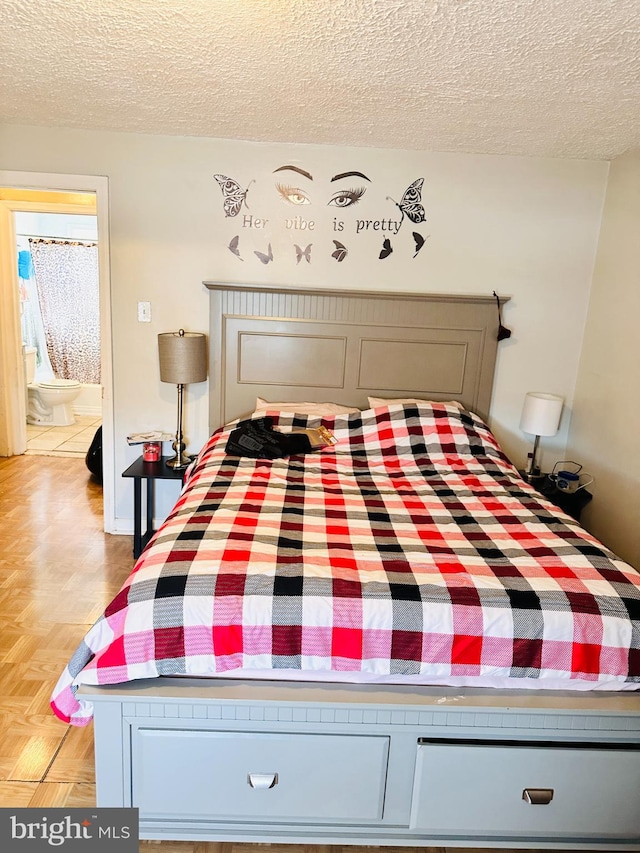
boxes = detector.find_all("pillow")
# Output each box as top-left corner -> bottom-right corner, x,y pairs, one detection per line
367,396 -> 464,411
254,397 -> 360,415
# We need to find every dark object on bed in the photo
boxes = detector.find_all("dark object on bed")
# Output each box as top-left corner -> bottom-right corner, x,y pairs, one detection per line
226,416 -> 313,458
85,425 -> 103,483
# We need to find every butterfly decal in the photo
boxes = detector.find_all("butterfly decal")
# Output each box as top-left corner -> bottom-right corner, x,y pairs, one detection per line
228,235 -> 243,260
379,237 -> 393,260
331,240 -> 348,262
214,174 -> 255,217
412,232 -> 426,259
387,178 -> 426,227
295,244 -> 312,264
254,243 -> 273,264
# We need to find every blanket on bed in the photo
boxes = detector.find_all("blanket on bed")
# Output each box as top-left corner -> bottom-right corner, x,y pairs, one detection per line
51,403 -> 640,725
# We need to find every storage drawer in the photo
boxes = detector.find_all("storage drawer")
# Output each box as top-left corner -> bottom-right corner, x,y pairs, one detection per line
133,728 -> 389,823
411,741 -> 640,839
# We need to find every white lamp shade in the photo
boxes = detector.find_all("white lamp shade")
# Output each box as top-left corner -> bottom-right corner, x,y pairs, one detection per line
519,392 -> 563,436
158,330 -> 207,384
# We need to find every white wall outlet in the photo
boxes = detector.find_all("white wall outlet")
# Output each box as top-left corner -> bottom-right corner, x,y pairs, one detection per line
138,301 -> 151,322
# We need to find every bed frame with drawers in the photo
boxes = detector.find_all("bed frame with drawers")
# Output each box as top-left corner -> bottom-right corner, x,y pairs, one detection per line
81,284 -> 640,849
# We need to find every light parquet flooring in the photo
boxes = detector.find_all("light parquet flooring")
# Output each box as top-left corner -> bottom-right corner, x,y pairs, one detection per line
0,453 -> 128,816
0,454 -> 555,853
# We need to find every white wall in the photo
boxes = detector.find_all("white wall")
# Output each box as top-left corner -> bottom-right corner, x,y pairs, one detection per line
14,211 -> 98,240
566,149 -> 640,568
0,124 -> 608,529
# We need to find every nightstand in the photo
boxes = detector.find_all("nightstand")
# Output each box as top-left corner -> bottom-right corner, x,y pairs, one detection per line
122,456 -> 187,558
539,478 -> 592,522
520,471 -> 593,523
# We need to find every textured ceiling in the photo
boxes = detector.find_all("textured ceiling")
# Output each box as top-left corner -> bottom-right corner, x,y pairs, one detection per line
2,0 -> 639,160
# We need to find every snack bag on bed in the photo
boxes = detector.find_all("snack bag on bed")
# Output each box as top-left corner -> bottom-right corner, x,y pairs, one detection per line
290,425 -> 337,448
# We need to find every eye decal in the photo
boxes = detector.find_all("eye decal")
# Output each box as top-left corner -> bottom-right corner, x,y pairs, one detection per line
327,186 -> 366,208
276,183 -> 311,205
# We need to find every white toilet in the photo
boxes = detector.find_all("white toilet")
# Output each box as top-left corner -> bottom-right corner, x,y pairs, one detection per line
24,346 -> 81,427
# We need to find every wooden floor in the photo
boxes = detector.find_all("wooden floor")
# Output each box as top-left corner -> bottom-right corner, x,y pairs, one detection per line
0,453 -> 553,853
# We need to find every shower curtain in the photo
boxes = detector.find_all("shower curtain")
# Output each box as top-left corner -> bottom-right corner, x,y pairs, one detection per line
29,238 -> 101,385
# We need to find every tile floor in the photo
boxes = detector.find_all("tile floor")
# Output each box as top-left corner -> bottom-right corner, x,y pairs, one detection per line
25,415 -> 101,458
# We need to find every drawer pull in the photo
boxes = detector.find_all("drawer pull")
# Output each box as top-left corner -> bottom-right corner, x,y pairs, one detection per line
247,773 -> 278,789
522,787 -> 554,805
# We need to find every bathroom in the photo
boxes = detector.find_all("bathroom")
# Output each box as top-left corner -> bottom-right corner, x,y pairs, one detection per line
17,209 -> 102,457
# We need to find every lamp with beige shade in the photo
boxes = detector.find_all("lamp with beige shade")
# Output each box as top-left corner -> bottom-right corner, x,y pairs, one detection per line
158,329 -> 207,469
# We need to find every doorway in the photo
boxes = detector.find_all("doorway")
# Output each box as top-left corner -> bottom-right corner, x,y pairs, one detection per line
17,206 -> 101,459
0,172 -> 114,533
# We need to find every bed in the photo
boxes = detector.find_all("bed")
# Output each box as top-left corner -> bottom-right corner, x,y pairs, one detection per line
51,284 -> 640,849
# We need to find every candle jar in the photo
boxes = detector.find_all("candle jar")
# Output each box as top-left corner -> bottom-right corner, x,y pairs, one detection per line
142,441 -> 161,462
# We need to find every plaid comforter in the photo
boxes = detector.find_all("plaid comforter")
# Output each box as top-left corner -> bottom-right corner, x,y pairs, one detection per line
51,403 -> 640,725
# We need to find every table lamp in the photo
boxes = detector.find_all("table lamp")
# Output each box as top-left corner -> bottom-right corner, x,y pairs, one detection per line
519,391 -> 563,482
158,329 -> 207,469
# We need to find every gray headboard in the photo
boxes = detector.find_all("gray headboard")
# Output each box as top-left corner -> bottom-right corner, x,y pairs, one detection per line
203,282 -> 506,429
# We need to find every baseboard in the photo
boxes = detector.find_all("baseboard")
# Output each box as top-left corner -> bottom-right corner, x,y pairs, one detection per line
74,406 -> 102,418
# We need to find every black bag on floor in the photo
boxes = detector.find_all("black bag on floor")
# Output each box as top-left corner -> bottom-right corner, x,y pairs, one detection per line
85,426 -> 103,483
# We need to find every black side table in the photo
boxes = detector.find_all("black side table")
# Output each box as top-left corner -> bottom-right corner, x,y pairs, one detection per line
538,477 -> 593,522
520,471 -> 593,522
122,456 -> 187,558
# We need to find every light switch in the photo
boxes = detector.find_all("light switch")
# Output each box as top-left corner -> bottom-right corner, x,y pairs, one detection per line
138,301 -> 151,322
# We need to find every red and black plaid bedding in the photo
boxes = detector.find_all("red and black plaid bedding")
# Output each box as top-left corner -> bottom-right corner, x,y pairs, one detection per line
51,403 -> 640,725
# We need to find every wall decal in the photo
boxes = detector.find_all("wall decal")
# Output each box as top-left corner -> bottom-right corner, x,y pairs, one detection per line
276,186 -> 311,207
328,184 -> 367,208
412,232 -> 426,258
331,240 -> 348,262
273,165 -> 370,209
294,244 -> 312,264
228,235 -> 243,260
254,243 -> 273,264
331,170 -> 370,182
214,174 -> 255,217
274,164 -> 313,180
354,217 -> 402,235
274,164 -> 313,208
213,168 -> 429,265
386,178 -> 426,228
379,237 -> 393,259
284,215 -> 314,231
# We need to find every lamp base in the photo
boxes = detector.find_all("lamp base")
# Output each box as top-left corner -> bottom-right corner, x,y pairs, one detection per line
165,437 -> 193,470
165,452 -> 193,470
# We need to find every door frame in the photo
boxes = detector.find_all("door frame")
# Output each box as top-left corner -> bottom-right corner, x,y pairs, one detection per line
0,171 -> 115,533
